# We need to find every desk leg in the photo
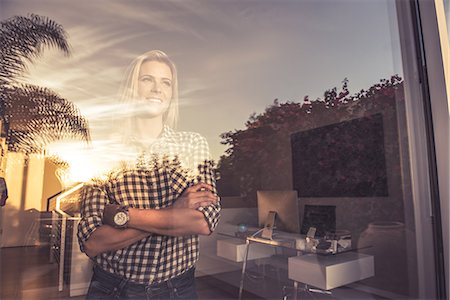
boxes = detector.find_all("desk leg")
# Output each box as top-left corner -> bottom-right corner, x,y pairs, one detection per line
238,239 -> 251,300
293,281 -> 299,300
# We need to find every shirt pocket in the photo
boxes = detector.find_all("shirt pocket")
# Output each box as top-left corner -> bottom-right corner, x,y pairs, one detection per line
144,170 -> 171,208
168,168 -> 190,199
109,171 -> 166,209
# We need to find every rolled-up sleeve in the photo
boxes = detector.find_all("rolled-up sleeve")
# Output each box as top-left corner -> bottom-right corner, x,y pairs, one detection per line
197,201 -> 221,233
77,182 -> 109,253
191,134 -> 221,233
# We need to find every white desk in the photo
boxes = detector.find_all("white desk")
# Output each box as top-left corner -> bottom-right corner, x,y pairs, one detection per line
217,233 -> 374,300
288,252 -> 374,290
217,237 -> 275,262
236,234 -> 303,300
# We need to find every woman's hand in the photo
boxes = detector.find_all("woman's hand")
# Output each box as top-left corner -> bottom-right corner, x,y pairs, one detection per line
173,182 -> 218,209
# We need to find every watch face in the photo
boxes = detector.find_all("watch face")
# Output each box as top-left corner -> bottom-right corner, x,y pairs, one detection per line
114,211 -> 128,226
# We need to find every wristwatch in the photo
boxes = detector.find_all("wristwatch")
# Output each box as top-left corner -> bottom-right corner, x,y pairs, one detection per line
103,204 -> 129,229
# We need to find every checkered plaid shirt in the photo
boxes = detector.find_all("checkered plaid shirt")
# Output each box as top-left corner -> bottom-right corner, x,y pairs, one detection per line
77,126 -> 221,284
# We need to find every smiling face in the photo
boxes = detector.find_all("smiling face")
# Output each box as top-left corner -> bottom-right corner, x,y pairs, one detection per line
136,60 -> 173,118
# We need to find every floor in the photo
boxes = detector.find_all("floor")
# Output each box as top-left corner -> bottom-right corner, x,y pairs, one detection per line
0,245 -> 260,300
0,246 -> 387,300
209,258 -> 386,300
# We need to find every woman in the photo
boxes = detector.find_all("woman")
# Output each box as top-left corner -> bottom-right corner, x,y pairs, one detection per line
78,50 -> 221,299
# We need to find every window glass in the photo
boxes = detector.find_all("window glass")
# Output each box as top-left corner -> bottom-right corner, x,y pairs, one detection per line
0,1 -> 440,299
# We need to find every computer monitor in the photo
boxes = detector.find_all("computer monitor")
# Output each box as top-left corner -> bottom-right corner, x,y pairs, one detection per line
257,190 -> 300,234
300,204 -> 336,237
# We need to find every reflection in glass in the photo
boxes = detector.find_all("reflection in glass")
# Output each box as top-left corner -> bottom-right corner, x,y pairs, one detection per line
0,1 -> 443,299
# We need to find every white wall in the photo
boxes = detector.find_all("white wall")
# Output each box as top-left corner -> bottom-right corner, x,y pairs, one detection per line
0,153 -> 45,247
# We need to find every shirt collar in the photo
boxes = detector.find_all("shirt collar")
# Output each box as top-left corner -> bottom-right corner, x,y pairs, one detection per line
129,125 -> 174,150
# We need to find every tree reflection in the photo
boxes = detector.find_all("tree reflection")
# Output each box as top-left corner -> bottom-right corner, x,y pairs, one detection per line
217,75 -> 403,205
0,14 -> 90,156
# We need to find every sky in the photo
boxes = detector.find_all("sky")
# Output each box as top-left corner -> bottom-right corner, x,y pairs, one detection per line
0,0 -> 403,181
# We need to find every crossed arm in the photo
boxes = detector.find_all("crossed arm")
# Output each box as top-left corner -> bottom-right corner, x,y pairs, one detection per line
82,183 -> 218,258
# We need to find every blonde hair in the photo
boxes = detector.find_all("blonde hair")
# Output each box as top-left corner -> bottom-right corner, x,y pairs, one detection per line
120,50 -> 179,128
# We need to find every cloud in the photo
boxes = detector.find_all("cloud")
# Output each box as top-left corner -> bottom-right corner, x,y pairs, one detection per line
4,0 -> 400,164
90,1 -> 207,41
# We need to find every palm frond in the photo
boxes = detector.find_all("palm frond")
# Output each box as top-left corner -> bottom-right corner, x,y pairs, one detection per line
3,84 -> 90,153
0,14 -> 71,83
